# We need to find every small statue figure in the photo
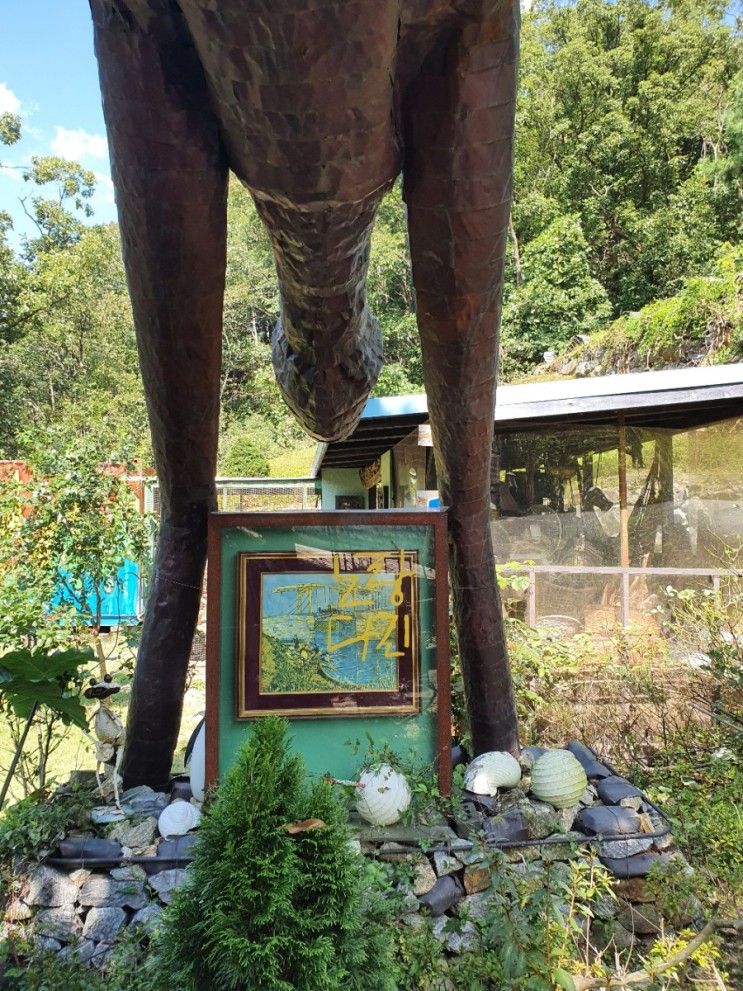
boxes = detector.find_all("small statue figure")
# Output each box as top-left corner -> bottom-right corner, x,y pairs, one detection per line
85,675 -> 125,810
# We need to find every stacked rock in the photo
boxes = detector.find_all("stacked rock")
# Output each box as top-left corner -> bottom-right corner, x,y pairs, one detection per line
2,741 -> 696,968
1,782 -> 201,967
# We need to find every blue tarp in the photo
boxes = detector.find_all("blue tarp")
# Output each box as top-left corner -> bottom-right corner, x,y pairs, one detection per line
52,560 -> 141,625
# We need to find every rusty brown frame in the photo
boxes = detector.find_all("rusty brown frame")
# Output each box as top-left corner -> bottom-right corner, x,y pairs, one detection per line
205,510 -> 452,794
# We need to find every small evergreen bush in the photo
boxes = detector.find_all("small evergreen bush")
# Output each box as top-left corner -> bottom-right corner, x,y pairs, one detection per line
151,717 -> 395,991
220,434 -> 270,477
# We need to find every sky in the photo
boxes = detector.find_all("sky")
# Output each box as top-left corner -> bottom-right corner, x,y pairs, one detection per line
0,2 -> 116,246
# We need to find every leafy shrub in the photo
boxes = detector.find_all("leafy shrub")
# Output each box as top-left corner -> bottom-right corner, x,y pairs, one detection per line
0,792 -> 91,865
219,434 -> 270,477
571,243 -> 742,372
501,214 -> 611,373
151,717 -> 395,991
0,929 -> 157,991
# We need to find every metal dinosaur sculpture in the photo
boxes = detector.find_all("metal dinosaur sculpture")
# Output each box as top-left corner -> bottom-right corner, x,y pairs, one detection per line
90,0 -> 520,787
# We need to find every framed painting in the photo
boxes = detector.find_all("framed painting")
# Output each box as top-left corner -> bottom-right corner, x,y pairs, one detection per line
236,547 -> 420,717
206,511 -> 451,792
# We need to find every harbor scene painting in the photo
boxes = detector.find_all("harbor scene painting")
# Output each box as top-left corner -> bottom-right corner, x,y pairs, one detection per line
235,548 -> 420,717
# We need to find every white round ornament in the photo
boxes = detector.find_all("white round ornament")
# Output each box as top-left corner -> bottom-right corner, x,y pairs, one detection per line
158,799 -> 202,838
464,751 -> 522,796
188,721 -> 206,803
530,750 -> 587,809
355,764 -> 411,827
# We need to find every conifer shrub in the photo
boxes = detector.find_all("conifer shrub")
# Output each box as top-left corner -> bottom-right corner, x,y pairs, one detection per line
151,717 -> 395,991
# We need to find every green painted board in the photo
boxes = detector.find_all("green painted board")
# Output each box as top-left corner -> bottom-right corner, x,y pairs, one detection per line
206,512 -> 450,789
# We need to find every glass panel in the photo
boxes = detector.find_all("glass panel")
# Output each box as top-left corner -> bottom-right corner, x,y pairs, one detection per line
534,573 -> 621,635
391,431 -> 427,508
492,426 -> 620,567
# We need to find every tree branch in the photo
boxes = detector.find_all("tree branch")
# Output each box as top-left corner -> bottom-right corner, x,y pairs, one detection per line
573,918 -> 742,990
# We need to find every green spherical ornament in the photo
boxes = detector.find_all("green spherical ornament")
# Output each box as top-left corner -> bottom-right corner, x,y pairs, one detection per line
530,749 -> 587,808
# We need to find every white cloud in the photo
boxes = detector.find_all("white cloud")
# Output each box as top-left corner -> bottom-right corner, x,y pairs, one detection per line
0,163 -> 22,182
93,170 -> 115,205
0,82 -> 21,116
51,126 -> 108,161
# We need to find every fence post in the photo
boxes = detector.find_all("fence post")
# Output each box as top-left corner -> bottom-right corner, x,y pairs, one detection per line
527,569 -> 536,626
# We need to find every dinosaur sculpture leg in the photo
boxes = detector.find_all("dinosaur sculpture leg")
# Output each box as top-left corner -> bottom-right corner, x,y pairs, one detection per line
403,2 -> 520,755
91,2 -> 228,787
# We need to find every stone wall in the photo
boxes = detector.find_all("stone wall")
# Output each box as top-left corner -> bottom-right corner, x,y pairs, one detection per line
1,742 -> 699,970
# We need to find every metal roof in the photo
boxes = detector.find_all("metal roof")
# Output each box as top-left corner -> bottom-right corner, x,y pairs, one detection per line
313,363 -> 743,474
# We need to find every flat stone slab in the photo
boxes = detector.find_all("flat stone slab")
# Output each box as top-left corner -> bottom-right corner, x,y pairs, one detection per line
35,906 -> 82,942
596,776 -> 643,806
617,901 -> 661,935
78,876 -> 148,910
110,816 -> 158,851
574,806 -> 641,837
149,868 -> 188,904
130,904 -> 164,934
355,824 -> 472,851
413,857 -> 437,898
433,850 -> 461,877
83,907 -> 127,942
24,865 -> 78,907
90,805 -> 136,825
600,837 -> 654,859
599,852 -> 662,878
566,742 -> 612,779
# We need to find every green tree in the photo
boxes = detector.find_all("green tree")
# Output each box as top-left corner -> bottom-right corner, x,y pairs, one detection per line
501,215 -> 611,373
514,0 -> 742,314
219,434 -> 270,477
0,436 -> 151,641
153,718 -> 395,991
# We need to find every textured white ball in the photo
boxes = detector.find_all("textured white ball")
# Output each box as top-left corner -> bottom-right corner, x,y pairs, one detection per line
530,750 -> 588,808
464,751 -> 522,796
356,764 -> 411,826
158,799 -> 202,838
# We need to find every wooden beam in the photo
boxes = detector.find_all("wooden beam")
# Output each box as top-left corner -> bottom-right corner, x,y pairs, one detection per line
618,416 -> 630,627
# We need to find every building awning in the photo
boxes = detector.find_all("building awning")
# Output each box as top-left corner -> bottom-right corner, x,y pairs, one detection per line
312,364 -> 743,474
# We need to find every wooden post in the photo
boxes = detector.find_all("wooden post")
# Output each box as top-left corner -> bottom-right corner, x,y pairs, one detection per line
618,416 -> 630,626
527,568 -> 537,626
656,431 -> 674,552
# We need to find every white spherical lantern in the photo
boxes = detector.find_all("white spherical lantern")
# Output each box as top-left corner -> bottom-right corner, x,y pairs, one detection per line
355,764 -> 411,827
158,799 -> 202,838
464,751 -> 522,796
188,721 -> 206,803
530,750 -> 587,809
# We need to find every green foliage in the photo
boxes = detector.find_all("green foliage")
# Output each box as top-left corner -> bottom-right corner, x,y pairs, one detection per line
151,717 -> 395,991
515,0 -> 742,317
0,647 -> 93,730
0,113 -> 21,147
573,244 -> 743,371
372,361 -> 421,398
502,215 -> 611,373
219,433 -> 270,477
0,438 -> 151,631
0,792 -> 91,865
0,223 -> 148,460
0,929 -> 157,991
390,854 -> 616,991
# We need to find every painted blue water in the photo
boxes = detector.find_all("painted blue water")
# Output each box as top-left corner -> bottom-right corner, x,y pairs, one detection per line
310,626 -> 397,689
